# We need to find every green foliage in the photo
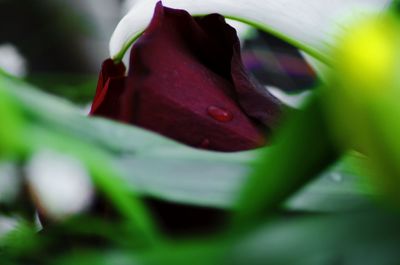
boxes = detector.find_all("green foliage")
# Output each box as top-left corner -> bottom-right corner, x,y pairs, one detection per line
0,66 -> 397,265
233,93 -> 339,228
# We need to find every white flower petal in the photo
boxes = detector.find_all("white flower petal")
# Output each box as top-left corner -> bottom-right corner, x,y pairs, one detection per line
122,0 -> 141,13
0,44 -> 27,77
110,0 -> 391,63
25,151 -> 94,220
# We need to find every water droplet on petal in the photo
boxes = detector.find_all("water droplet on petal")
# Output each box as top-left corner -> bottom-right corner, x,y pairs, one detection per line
207,106 -> 233,122
199,139 -> 210,148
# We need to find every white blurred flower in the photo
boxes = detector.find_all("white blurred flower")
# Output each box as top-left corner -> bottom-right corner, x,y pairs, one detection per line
25,150 -> 94,220
0,43 -> 27,77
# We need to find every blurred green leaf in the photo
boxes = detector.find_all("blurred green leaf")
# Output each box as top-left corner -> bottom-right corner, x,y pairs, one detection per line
0,70 -> 159,245
53,211 -> 400,265
0,71 -> 379,214
139,211 -> 400,265
232,93 -> 340,228
285,154 -> 378,212
225,211 -> 400,265
0,68 -> 396,265
119,152 -> 377,213
325,14 -> 400,205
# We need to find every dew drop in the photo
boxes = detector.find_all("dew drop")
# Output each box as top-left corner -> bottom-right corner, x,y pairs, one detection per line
207,106 -> 233,122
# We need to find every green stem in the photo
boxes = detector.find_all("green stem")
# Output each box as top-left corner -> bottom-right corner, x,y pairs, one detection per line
231,92 -> 340,230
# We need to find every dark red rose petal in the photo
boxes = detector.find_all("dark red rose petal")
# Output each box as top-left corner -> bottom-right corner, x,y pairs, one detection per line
90,59 -> 126,119
118,2 -> 277,151
193,14 -> 282,127
91,2 -> 282,152
230,47 -> 282,127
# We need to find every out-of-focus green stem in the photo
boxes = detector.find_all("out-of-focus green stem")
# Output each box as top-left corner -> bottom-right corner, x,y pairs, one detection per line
232,93 -> 340,229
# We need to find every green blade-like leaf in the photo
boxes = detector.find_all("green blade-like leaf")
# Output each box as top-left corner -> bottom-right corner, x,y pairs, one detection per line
0,71 -> 159,245
53,211 -> 400,265
0,71 -> 378,214
233,93 -> 340,227
223,211 -> 400,265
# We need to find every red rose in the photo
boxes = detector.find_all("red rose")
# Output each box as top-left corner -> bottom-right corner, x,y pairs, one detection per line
90,2 -> 282,152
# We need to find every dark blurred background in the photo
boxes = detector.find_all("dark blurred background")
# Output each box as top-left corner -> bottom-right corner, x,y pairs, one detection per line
0,0 -> 123,104
0,0 -> 123,73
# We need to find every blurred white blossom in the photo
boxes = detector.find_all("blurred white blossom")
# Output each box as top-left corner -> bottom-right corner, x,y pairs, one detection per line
25,151 -> 94,220
0,44 -> 27,77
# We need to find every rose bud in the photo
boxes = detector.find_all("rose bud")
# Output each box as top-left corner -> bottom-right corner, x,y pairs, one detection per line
90,2 -> 282,152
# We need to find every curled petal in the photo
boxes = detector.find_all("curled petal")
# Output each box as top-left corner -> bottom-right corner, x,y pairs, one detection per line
118,3 -> 277,151
110,0 -> 391,63
90,59 -> 126,118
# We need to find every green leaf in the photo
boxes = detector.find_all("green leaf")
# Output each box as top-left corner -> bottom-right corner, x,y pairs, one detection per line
134,211 -> 400,265
0,71 -> 160,245
225,211 -> 400,265
54,211 -> 400,265
232,93 -> 340,228
285,154 -> 377,212
118,151 -> 377,213
0,71 -> 379,215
